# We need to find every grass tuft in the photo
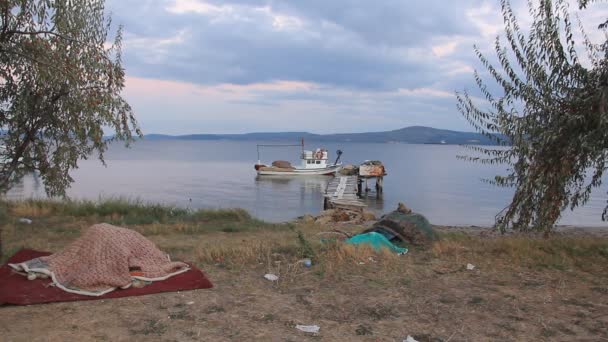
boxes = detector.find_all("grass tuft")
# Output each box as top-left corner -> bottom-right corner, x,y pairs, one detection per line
3,198 -> 608,281
432,234 -> 608,271
3,198 -> 268,226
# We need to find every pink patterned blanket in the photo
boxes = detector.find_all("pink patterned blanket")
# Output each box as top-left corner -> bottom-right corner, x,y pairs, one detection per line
9,223 -> 190,296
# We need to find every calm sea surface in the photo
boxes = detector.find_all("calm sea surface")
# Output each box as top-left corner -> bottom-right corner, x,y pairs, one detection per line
6,140 -> 608,226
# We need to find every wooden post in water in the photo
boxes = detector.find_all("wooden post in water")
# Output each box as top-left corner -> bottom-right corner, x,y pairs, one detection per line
375,176 -> 384,198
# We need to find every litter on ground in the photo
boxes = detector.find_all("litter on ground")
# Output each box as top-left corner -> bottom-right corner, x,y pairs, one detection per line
263,274 -> 279,281
296,324 -> 320,333
467,263 -> 476,270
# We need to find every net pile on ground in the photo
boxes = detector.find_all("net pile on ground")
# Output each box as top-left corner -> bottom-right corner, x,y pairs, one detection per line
8,223 -> 192,296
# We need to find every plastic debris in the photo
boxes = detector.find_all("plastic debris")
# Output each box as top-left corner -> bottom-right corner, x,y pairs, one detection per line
404,336 -> 419,342
296,325 -> 320,333
303,259 -> 312,268
18,218 -> 32,224
186,301 -> 195,305
346,232 -> 408,254
466,263 -> 476,270
264,273 -> 279,281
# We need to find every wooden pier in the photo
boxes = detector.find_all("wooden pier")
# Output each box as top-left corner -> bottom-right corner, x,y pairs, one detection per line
323,176 -> 367,210
323,161 -> 387,210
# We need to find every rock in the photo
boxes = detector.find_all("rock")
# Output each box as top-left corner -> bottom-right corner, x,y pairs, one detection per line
367,205 -> 439,246
397,202 -> 412,214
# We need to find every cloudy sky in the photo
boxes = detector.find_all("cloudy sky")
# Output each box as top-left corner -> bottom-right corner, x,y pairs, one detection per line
105,0 -> 606,134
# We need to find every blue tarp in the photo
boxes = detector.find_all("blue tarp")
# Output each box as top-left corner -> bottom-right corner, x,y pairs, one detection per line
345,232 -> 408,254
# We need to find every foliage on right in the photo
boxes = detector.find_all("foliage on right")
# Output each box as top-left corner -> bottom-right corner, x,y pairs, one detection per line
456,0 -> 607,234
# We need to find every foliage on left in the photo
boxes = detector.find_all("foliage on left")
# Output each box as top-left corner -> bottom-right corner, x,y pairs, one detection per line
0,0 -> 140,196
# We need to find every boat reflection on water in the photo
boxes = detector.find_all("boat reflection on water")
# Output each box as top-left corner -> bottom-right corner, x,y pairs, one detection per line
255,175 -> 330,194
255,174 -> 386,216
253,175 -> 332,219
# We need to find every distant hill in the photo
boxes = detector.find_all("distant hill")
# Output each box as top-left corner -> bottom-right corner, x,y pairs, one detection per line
144,126 -> 501,145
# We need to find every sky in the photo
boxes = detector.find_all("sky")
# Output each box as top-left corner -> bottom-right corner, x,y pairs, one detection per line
105,0 -> 607,135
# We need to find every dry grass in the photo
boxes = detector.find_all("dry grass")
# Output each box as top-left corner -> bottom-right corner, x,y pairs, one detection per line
3,199 -> 608,273
432,233 -> 608,272
1,199 -> 608,340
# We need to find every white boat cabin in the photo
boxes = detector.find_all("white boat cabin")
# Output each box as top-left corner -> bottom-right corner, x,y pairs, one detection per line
301,149 -> 329,169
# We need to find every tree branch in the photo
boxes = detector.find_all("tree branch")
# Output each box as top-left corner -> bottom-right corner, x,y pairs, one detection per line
4,29 -> 76,42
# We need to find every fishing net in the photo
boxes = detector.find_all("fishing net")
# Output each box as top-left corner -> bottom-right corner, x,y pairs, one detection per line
9,223 -> 189,296
365,211 -> 439,246
271,160 -> 294,168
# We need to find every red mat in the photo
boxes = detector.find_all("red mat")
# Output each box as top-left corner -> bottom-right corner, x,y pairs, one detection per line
0,249 -> 213,306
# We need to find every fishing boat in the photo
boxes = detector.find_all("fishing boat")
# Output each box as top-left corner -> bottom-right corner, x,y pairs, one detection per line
255,141 -> 343,176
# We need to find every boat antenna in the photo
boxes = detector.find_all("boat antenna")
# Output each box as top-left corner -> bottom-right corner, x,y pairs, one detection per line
334,149 -> 343,165
301,137 -> 304,152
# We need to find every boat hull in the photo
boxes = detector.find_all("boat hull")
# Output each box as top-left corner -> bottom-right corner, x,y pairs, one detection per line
257,164 -> 342,176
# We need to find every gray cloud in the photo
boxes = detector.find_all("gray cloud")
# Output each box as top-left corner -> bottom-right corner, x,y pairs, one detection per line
108,0 -> 488,90
104,0 -> 607,133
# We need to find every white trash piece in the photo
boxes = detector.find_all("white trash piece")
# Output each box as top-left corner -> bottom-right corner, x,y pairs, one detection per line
404,335 -> 419,342
296,325 -> 320,333
264,273 -> 279,281
18,218 -> 32,224
466,263 -> 476,270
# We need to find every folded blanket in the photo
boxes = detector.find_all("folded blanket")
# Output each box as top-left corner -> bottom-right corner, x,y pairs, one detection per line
9,223 -> 189,296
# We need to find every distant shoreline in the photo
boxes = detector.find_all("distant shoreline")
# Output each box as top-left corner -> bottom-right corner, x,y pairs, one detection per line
140,125 -> 506,146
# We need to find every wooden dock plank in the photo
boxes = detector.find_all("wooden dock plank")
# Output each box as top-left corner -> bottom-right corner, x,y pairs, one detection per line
324,175 -> 366,209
